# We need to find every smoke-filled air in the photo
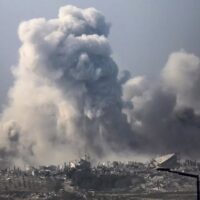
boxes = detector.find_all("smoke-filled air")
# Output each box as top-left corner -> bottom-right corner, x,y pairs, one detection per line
0,5 -> 200,166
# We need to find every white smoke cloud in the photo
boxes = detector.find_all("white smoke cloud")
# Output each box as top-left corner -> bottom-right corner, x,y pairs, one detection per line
0,5 -> 134,166
1,5 -> 200,166
162,51 -> 200,113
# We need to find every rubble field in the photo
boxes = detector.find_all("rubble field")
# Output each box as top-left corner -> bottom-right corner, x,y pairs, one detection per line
0,157 -> 199,199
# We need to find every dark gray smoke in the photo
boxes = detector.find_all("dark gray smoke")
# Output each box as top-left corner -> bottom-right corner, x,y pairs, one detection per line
123,51 -> 200,158
0,6 -> 200,166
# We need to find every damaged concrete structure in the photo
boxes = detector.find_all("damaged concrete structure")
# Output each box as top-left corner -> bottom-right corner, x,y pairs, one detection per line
0,155 -> 199,199
151,153 -> 179,168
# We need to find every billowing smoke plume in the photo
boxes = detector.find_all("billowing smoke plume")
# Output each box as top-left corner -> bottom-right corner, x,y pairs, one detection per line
123,51 -> 200,158
0,5 -> 135,166
1,5 -> 200,166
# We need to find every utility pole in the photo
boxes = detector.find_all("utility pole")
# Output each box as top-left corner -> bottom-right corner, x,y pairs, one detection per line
157,168 -> 199,200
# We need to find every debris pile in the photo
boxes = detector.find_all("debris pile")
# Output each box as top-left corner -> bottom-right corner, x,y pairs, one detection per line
0,155 -> 199,199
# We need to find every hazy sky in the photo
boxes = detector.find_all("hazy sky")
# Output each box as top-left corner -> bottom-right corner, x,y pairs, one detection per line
0,0 -> 200,108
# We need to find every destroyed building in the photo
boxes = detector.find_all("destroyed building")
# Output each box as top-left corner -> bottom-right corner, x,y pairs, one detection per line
0,154 -> 199,199
151,153 -> 179,168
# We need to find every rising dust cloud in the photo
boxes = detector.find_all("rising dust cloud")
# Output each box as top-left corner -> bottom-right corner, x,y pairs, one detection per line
0,5 -> 200,166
